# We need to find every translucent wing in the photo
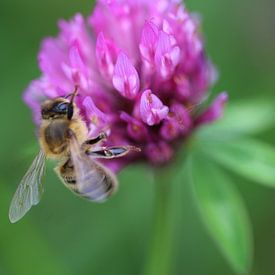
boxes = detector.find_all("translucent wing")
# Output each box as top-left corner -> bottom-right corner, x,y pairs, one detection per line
68,132 -> 117,202
9,150 -> 46,223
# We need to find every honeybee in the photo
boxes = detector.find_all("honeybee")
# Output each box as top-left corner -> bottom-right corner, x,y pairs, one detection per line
9,86 -> 140,223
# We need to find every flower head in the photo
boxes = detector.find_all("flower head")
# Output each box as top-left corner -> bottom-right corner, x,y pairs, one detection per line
24,0 -> 227,169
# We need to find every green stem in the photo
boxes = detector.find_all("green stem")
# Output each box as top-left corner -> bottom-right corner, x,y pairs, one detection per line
144,167 -> 175,275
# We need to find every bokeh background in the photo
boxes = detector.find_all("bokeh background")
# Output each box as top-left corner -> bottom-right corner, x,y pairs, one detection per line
0,0 -> 275,274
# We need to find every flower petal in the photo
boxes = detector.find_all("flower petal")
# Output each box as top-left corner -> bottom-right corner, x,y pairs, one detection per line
112,52 -> 140,99
173,74 -> 191,100
145,141 -> 173,165
161,103 -> 192,140
140,89 -> 169,126
139,20 -> 159,66
82,96 -> 110,136
96,32 -> 119,80
196,92 -> 228,125
155,31 -> 180,79
61,41 -> 90,90
120,112 -> 148,141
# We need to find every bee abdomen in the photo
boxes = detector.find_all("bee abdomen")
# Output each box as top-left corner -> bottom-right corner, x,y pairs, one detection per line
74,167 -> 116,201
65,177 -> 76,185
56,160 -> 117,202
80,170 -> 115,201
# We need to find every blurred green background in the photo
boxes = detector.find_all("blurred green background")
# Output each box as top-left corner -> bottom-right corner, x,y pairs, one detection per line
0,0 -> 275,274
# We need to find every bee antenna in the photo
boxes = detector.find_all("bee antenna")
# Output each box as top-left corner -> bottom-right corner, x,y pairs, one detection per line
67,85 -> 79,120
70,85 -> 79,104
64,85 -> 79,101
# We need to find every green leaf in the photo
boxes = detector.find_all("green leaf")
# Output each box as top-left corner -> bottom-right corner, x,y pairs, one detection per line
202,138 -> 275,188
186,153 -> 253,274
198,99 -> 275,140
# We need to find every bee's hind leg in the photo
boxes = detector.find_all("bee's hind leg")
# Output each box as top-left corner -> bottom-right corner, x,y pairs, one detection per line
86,146 -> 141,159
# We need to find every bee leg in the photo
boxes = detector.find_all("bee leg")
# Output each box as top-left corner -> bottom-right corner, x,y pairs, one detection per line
84,133 -> 107,146
86,146 -> 141,159
81,132 -> 107,151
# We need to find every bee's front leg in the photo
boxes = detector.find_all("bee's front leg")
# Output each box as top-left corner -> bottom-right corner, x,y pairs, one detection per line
86,146 -> 141,159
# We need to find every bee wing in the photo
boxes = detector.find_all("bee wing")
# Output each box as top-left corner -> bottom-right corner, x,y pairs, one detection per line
9,150 -> 46,223
69,133 -> 117,202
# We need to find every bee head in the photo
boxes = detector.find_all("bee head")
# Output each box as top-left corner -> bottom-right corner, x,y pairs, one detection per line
41,86 -> 78,120
41,98 -> 73,120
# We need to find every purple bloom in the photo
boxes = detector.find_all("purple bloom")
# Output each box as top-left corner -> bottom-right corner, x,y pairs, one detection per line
24,0 -> 227,169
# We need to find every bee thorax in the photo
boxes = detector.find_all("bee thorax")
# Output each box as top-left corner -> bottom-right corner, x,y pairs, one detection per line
41,120 -> 70,157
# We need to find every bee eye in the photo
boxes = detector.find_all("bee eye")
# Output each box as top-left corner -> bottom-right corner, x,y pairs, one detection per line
55,102 -> 68,113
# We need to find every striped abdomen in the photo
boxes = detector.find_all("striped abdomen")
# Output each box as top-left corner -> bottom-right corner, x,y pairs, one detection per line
56,158 -> 118,202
